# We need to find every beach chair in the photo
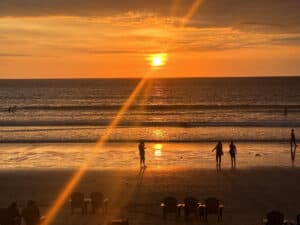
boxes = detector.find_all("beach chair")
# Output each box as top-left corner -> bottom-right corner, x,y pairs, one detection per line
160,197 -> 181,219
183,197 -> 199,220
203,197 -> 224,221
70,192 -> 88,215
263,210 -> 288,225
90,192 -> 107,214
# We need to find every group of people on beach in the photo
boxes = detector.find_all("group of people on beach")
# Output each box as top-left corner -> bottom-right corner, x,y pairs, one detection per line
138,129 -> 297,169
212,140 -> 237,169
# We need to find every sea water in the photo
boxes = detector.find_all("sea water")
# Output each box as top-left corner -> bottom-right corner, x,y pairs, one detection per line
0,77 -> 299,169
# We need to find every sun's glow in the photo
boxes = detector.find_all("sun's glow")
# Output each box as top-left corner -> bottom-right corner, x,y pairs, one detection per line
154,143 -> 163,156
147,53 -> 168,68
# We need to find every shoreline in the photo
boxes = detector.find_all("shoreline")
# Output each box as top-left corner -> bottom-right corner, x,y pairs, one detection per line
0,142 -> 297,170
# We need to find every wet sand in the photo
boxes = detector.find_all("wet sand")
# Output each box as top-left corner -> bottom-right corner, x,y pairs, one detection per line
1,167 -> 300,225
0,142 -> 298,169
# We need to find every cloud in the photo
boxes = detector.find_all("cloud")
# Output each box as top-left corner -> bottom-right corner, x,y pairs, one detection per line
0,53 -> 32,57
0,0 -> 300,33
53,47 -> 148,55
0,0 -> 178,17
271,36 -> 300,45
1,2 -> 300,60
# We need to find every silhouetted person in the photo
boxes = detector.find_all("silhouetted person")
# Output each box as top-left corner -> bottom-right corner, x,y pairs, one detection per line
291,129 -> 297,148
212,141 -> 223,168
138,141 -> 146,168
229,141 -> 237,168
22,201 -> 40,225
7,202 -> 21,225
290,129 -> 297,161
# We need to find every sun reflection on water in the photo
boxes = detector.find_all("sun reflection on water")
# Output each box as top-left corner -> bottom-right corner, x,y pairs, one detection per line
154,143 -> 163,157
153,129 -> 165,137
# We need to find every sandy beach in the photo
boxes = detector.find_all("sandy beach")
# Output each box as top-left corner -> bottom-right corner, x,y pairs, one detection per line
1,167 -> 300,225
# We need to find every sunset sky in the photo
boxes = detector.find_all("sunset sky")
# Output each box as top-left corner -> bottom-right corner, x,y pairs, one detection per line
1,0 -> 300,78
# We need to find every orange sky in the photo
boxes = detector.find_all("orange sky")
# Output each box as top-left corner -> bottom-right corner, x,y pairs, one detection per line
0,0 -> 300,78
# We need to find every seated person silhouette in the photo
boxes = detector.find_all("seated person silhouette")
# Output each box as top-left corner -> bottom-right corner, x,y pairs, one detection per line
7,202 -> 21,225
22,201 -> 41,225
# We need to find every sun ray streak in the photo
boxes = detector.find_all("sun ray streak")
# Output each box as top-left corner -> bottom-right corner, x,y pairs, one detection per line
170,0 -> 182,16
163,0 -> 204,53
40,1 -> 204,224
181,0 -> 203,27
41,74 -> 150,225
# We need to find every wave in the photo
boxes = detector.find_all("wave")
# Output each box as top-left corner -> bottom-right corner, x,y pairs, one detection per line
0,138 -> 292,144
1,104 -> 300,112
0,120 -> 299,127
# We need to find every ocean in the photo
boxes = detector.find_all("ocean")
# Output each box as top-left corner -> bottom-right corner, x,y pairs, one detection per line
0,77 -> 299,169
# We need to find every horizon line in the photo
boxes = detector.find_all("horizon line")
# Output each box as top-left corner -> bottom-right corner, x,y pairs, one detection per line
0,75 -> 300,80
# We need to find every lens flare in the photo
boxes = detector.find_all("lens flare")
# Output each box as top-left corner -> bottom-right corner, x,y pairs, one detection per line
40,76 -> 150,225
181,0 -> 204,27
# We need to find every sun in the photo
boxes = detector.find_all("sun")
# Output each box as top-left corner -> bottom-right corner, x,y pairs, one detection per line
153,57 -> 163,66
147,53 -> 168,68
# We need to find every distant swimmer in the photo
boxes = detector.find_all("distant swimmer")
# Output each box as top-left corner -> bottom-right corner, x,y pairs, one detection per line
138,141 -> 146,168
8,105 -> 17,113
212,141 -> 223,168
229,141 -> 237,169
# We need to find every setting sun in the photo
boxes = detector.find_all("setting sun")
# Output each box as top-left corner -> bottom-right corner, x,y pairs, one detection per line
147,53 -> 168,68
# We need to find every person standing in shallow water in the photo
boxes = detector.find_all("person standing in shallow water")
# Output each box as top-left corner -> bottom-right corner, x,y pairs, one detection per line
138,141 -> 146,168
212,141 -> 223,168
229,141 -> 237,168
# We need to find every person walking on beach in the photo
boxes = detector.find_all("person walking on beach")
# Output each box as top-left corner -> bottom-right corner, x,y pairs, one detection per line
212,141 -> 223,168
229,141 -> 237,168
291,129 -> 297,148
290,129 -> 297,161
138,141 -> 146,168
